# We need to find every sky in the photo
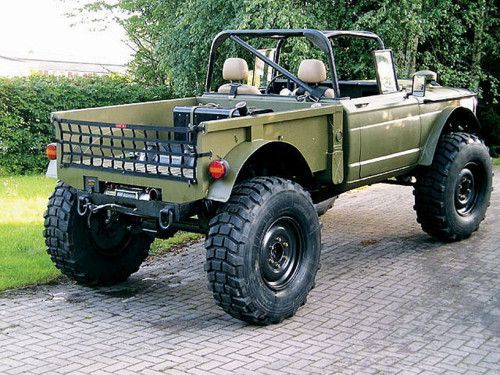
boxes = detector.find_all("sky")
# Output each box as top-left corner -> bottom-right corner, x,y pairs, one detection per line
0,0 -> 132,64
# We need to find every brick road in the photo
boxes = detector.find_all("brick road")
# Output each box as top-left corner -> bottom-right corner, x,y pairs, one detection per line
1,169 -> 499,374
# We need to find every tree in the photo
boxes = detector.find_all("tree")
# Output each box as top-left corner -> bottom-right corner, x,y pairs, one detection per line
75,0 -> 498,144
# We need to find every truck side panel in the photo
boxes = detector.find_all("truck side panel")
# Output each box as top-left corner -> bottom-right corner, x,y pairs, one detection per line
201,105 -> 342,168
198,104 -> 345,201
342,92 -> 421,180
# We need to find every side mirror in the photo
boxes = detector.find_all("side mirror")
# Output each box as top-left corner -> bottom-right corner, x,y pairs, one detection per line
411,70 -> 437,97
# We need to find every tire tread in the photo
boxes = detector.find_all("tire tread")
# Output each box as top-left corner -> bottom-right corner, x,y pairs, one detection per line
414,132 -> 492,241
205,177 -> 317,325
44,182 -> 152,285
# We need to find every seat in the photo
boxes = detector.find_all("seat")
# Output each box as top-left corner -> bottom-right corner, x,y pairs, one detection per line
217,58 -> 261,95
296,59 -> 334,98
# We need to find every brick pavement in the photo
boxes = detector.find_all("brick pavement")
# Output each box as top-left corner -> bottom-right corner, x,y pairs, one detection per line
0,169 -> 499,374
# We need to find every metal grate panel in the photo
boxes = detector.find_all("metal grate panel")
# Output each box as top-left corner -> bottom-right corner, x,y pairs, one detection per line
54,118 -> 203,184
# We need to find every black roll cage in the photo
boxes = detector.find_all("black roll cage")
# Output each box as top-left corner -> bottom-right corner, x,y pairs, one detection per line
205,29 -> 385,99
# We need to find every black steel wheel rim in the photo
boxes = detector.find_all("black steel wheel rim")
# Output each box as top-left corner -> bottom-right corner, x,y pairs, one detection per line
259,216 -> 303,291
88,211 -> 131,256
454,162 -> 481,216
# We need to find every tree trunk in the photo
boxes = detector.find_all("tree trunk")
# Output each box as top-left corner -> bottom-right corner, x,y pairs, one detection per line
471,0 -> 486,92
404,0 -> 423,77
405,34 -> 419,77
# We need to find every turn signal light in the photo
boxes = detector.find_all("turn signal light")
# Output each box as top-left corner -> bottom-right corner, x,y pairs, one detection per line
46,143 -> 57,160
208,160 -> 228,179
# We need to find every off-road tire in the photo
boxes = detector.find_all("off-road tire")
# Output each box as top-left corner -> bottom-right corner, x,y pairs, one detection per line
205,177 -> 321,325
414,132 -> 492,241
44,181 -> 153,285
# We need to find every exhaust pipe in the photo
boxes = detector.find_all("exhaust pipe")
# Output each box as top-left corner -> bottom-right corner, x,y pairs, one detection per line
148,188 -> 160,201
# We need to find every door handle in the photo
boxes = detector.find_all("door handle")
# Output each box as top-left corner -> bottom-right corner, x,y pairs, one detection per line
354,102 -> 369,108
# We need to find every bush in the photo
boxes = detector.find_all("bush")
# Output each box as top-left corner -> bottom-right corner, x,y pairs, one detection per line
477,104 -> 500,157
0,74 -> 173,174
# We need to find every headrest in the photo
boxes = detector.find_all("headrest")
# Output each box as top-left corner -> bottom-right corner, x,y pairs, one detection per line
223,58 -> 249,81
298,59 -> 327,84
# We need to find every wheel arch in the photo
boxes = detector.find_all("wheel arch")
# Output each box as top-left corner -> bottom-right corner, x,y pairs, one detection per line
207,141 -> 314,202
419,106 -> 481,166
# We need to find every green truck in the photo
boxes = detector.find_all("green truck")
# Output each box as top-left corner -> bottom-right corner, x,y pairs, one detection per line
44,29 -> 493,325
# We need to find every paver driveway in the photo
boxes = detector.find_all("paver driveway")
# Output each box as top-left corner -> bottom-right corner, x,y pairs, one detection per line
1,169 -> 499,374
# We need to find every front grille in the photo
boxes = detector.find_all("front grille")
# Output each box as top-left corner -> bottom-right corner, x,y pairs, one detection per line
54,118 -> 203,184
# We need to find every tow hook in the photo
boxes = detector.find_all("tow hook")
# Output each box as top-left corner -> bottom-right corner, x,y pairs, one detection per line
159,207 -> 174,231
77,196 -> 90,216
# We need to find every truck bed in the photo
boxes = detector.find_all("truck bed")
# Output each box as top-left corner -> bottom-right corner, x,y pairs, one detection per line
52,95 -> 343,203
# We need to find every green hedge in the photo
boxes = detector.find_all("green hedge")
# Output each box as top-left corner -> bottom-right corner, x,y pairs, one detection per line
0,74 -> 173,175
477,104 -> 500,157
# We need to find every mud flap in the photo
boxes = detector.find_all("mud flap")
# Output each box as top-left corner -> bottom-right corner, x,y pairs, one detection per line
46,160 -> 58,179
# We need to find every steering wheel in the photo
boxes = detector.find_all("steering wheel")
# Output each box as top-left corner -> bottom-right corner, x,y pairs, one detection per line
265,74 -> 289,94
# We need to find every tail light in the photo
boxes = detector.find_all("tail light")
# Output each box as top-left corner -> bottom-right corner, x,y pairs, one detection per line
208,160 -> 228,179
46,143 -> 57,160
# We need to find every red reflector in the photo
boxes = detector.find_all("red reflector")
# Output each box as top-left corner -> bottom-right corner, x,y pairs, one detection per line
116,123 -> 127,129
208,160 -> 228,179
46,143 -> 57,160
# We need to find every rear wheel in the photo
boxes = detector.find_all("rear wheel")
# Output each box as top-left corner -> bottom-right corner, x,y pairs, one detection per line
414,132 -> 492,241
205,177 -> 321,325
44,182 -> 153,285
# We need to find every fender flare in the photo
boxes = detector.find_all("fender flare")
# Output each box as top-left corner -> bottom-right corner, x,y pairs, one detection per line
207,140 -> 312,202
418,106 -> 480,166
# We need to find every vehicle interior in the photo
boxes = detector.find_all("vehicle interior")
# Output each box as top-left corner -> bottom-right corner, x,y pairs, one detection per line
204,29 -> 399,102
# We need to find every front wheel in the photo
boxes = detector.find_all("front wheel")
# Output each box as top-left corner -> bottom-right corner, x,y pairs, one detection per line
44,182 -> 153,285
205,177 -> 321,325
414,132 -> 493,241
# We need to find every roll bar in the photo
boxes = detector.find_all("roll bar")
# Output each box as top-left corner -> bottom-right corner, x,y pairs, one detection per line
205,29 -> 385,99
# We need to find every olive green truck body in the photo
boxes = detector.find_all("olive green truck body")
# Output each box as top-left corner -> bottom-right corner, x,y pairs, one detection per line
52,85 -> 478,206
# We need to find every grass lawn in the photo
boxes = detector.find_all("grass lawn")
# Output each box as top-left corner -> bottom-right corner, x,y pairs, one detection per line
0,175 -> 201,292
0,176 -> 59,291
493,158 -> 500,166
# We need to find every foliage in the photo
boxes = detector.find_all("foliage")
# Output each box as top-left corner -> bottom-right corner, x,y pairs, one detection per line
75,1 -> 496,90
76,0 -> 498,147
478,104 -> 500,151
0,74 -> 173,174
